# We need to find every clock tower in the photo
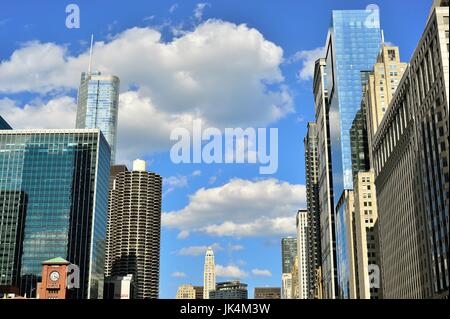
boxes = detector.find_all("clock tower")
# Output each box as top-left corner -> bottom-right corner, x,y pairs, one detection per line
37,257 -> 70,299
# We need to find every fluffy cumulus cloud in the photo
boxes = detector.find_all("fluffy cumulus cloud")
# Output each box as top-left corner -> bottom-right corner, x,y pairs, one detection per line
162,178 -> 306,238
0,20 -> 293,161
215,265 -> 248,279
0,96 -> 77,129
289,46 -> 325,81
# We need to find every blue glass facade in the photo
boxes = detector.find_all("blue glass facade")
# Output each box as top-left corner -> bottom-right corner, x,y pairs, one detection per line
0,129 -> 110,299
325,9 -> 382,201
76,72 -> 120,164
335,191 -> 351,299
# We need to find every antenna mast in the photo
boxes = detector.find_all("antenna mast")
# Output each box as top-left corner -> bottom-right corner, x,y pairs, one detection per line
88,34 -> 94,74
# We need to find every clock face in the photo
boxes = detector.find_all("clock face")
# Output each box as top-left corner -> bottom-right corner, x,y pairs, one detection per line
49,271 -> 60,282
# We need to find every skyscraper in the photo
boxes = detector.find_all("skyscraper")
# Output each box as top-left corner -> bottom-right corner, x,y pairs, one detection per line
203,247 -> 216,299
281,237 -> 297,274
76,71 -> 120,163
313,58 -> 337,299
105,159 -> 162,299
296,209 -> 308,299
0,129 -> 110,299
303,122 -> 322,298
281,237 -> 297,299
325,8 -> 382,200
372,2 -> 449,298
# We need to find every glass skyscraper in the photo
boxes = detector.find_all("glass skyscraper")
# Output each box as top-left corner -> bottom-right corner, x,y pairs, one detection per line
325,9 -> 382,200
324,8 -> 382,299
0,129 -> 110,299
76,72 -> 120,164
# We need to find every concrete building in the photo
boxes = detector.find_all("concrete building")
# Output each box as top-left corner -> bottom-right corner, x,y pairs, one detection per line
203,247 -> 216,299
364,45 -> 408,164
210,281 -> 248,299
193,286 -> 203,299
296,209 -> 309,299
313,58 -> 337,299
104,274 -> 133,299
353,171 -> 382,299
76,72 -> 120,163
0,129 -> 110,299
281,273 -> 292,299
372,2 -> 449,298
303,122 -> 322,298
254,287 -> 281,299
291,258 -> 299,299
104,159 -> 162,299
176,284 -> 196,299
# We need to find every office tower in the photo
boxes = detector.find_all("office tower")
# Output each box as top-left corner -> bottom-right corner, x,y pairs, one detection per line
0,116 -> 11,129
296,209 -> 308,299
281,237 -> 297,274
335,190 -> 358,299
372,2 -> 449,298
105,159 -> 162,299
76,71 -> 120,163
281,237 -> 297,299
303,122 -> 322,298
313,58 -> 337,299
363,45 -> 407,164
281,273 -> 292,299
0,190 -> 26,290
254,287 -> 281,299
176,285 -> 196,299
203,247 -> 216,299
0,129 -> 110,299
325,8 -> 382,201
193,286 -> 204,299
291,258 -> 299,299
210,281 -> 248,299
353,171 -> 381,299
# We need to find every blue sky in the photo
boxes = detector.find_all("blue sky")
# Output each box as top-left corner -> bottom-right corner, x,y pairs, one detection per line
0,0 -> 431,298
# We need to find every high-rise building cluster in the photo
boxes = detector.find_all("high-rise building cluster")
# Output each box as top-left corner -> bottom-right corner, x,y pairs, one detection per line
175,247 -> 258,300
0,45 -> 163,299
299,0 -> 449,299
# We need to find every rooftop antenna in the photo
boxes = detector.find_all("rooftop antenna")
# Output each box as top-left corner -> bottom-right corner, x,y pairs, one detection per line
381,29 -> 385,44
88,34 -> 94,74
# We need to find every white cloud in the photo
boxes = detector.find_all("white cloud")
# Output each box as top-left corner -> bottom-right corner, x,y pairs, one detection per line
289,47 -> 325,81
192,170 -> 202,177
169,3 -> 179,13
172,271 -> 187,278
176,243 -> 223,256
0,96 -> 76,129
0,21 -> 293,162
215,264 -> 248,279
194,3 -> 210,21
163,178 -> 306,238
251,268 -> 272,277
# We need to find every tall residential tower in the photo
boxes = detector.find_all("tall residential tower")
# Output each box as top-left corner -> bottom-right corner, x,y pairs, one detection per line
203,247 -> 216,299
